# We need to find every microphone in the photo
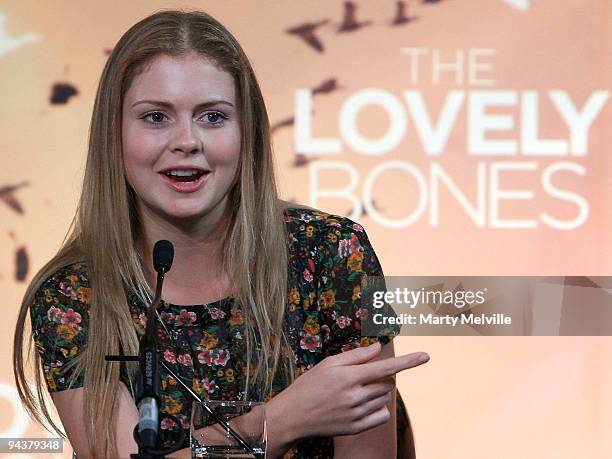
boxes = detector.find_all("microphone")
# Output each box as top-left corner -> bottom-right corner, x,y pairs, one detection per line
136,240 -> 174,449
153,240 -> 174,274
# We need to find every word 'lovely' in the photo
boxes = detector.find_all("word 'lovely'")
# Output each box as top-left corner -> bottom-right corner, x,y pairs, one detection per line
296,90 -> 610,156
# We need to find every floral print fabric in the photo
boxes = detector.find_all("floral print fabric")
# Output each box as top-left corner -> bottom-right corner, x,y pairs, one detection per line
30,207 -> 396,458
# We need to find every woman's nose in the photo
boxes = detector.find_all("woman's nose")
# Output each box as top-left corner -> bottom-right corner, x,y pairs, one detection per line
171,119 -> 202,154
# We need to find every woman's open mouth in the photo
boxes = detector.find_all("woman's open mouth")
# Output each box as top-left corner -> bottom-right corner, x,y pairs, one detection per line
159,169 -> 209,193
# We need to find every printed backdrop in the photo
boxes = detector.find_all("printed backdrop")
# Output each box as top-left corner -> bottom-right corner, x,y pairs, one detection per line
1,1 -> 611,457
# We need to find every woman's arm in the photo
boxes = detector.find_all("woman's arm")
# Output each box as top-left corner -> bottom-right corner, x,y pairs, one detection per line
332,341 -> 397,459
51,384 -> 139,458
264,342 -> 427,458
52,383 -> 292,458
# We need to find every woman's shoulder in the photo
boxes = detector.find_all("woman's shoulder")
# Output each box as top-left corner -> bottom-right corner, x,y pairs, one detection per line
281,202 -> 382,278
281,202 -> 369,241
30,262 -> 92,322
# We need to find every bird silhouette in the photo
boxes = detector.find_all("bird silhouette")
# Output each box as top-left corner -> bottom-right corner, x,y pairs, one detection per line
292,153 -> 315,168
9,231 -> 29,282
15,246 -> 29,282
271,116 -> 295,135
0,181 -> 29,214
392,1 -> 417,26
286,20 -> 329,53
312,78 -> 344,96
50,82 -> 79,105
271,109 -> 315,136
338,1 -> 373,33
0,13 -> 40,56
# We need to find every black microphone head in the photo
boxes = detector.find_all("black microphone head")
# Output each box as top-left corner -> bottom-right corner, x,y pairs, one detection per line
153,240 -> 174,273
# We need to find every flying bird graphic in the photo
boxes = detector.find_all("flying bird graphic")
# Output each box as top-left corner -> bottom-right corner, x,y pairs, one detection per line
50,82 -> 78,105
15,246 -> 29,282
286,20 -> 329,53
312,78 -> 343,96
9,231 -> 29,282
0,181 -> 29,214
338,1 -> 372,33
271,116 -> 295,135
292,153 -> 315,168
272,109 -> 316,136
0,13 -> 40,56
391,1 -> 417,26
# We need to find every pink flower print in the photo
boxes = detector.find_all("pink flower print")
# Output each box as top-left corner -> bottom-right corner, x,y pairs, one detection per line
47,306 -> 64,324
160,311 -> 175,324
160,417 -> 177,430
163,349 -> 177,364
303,269 -> 313,283
208,308 -> 226,320
202,378 -> 216,394
58,282 -> 78,300
352,223 -> 364,232
300,213 -> 313,223
349,233 -> 362,253
213,349 -> 230,367
198,349 -> 213,365
338,238 -> 351,258
198,348 -> 230,367
63,308 -> 82,326
355,308 -> 368,319
177,353 -> 193,366
176,309 -> 196,326
336,316 -> 352,329
300,333 -> 322,352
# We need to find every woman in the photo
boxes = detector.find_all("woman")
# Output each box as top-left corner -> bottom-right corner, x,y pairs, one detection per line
13,10 -> 428,458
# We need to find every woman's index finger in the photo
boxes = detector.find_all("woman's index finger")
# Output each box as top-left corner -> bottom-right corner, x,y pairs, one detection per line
355,352 -> 430,383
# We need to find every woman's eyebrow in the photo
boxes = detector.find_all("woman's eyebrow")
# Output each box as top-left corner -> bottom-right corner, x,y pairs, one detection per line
130,99 -> 234,109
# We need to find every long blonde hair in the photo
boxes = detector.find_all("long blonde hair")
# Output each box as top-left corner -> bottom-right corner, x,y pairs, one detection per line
13,10 -> 291,457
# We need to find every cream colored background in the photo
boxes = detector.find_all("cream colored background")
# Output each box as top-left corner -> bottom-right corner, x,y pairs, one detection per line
1,1 -> 611,457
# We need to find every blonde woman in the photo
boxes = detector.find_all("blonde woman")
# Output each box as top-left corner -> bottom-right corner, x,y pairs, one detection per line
13,10 -> 428,458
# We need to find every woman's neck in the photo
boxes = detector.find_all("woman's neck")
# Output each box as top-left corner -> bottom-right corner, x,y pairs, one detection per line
136,205 -> 233,305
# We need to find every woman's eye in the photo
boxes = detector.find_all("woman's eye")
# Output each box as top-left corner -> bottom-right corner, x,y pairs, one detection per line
143,112 -> 166,124
202,112 -> 226,125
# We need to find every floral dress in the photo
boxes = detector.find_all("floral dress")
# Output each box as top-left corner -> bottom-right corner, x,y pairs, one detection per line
30,206 -> 396,458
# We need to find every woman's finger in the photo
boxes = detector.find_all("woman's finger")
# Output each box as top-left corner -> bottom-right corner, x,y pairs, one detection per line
328,341 -> 382,367
349,404 -> 392,435
356,351 -> 430,384
351,391 -> 391,420
355,378 -> 395,404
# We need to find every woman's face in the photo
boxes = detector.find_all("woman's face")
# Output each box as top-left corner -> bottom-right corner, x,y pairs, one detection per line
122,52 -> 241,227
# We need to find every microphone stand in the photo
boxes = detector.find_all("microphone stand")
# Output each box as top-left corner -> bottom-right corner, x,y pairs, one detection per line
105,241 -> 255,458
106,355 -> 256,454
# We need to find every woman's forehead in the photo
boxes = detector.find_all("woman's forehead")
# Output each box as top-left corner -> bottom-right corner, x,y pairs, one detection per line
124,53 -> 236,106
